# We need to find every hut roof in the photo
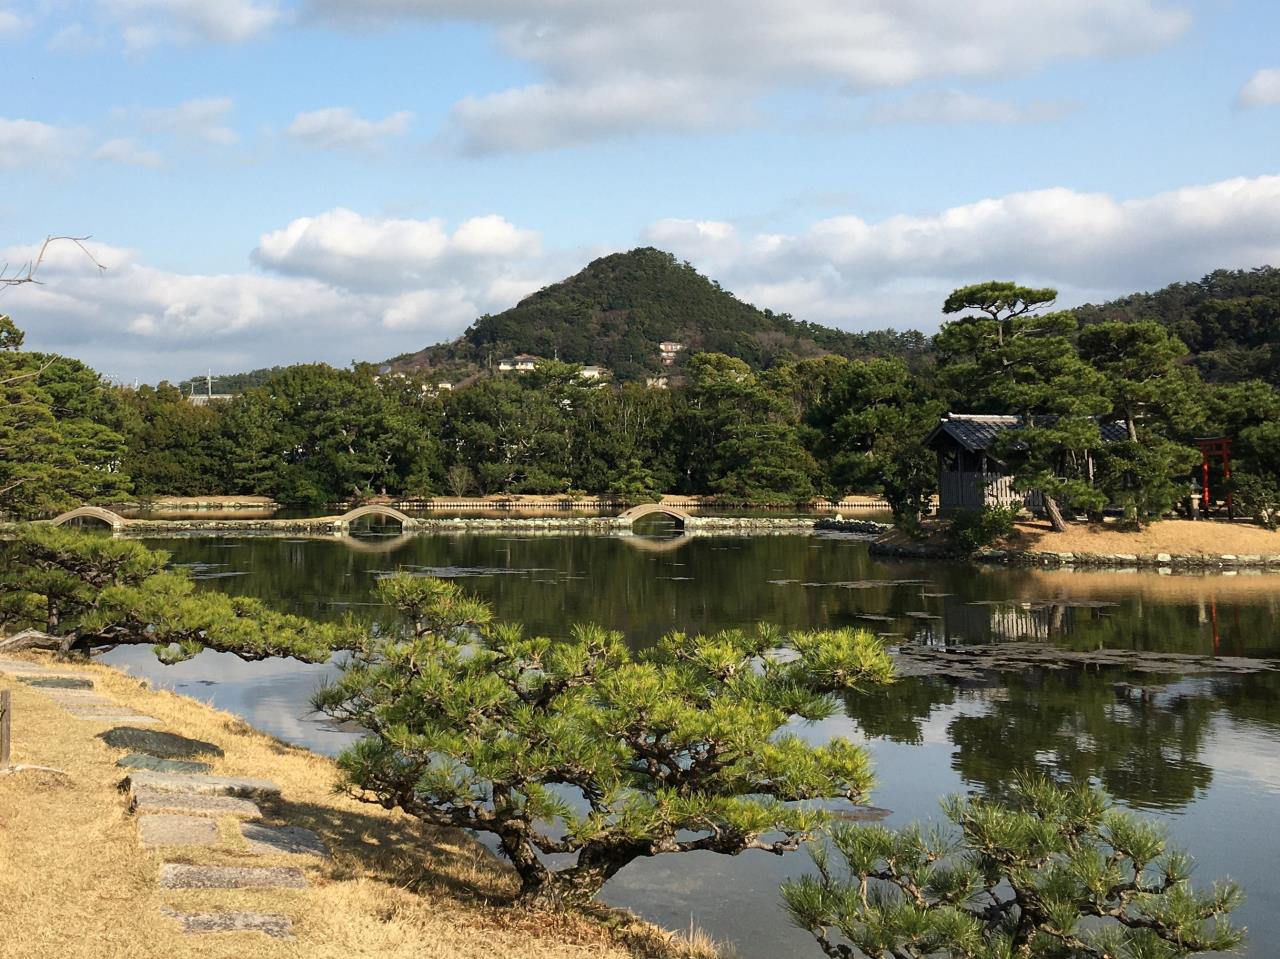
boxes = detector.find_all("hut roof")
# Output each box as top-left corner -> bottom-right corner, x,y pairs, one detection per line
925,413 -> 1128,454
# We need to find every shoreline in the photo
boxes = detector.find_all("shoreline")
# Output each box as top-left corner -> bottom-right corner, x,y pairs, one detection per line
0,651 -> 716,959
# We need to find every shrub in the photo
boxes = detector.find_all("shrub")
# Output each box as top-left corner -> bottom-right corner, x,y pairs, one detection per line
948,505 -> 1019,552
314,574 -> 895,908
783,776 -> 1244,959
1232,472 -> 1280,530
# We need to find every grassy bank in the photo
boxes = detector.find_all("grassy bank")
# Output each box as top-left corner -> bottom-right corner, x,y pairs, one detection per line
0,656 -> 720,959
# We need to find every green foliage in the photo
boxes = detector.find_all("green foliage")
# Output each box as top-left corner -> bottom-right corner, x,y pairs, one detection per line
0,525 -> 359,661
1232,473 -> 1280,529
783,776 -> 1244,959
678,353 -> 816,503
1073,266 -> 1280,387
948,506 -> 1019,552
0,321 -> 130,519
314,574 -> 895,906
220,364 -> 444,505
388,248 -> 928,382
802,357 -> 944,522
937,287 -> 1112,524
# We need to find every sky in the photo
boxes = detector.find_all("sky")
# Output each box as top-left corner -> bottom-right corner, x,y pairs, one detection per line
1,0 -> 1279,383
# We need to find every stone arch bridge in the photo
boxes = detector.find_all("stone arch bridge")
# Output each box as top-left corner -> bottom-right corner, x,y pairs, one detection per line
613,503 -> 695,530
48,506 -> 129,530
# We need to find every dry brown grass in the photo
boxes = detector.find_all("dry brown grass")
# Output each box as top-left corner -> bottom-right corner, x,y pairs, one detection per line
0,657 -> 722,959
1001,519 -> 1280,556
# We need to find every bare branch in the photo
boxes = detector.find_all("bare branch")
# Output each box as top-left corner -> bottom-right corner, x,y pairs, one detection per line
0,235 -> 106,291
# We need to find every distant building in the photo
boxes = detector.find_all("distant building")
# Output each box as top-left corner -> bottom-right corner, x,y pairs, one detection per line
498,354 -> 541,372
646,376 -> 669,389
578,366 -> 607,380
659,341 -> 684,365
436,381 -> 454,391
924,413 -> 1127,515
187,393 -> 234,406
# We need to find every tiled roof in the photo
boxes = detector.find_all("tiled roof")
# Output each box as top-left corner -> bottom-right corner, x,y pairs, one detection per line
926,413 -> 1129,452
928,414 -> 1021,452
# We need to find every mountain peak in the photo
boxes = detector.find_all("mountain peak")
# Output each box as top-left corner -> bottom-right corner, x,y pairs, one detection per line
385,247 -> 922,382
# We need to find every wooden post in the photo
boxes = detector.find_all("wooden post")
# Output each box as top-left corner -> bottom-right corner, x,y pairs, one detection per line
1,689 -> 10,766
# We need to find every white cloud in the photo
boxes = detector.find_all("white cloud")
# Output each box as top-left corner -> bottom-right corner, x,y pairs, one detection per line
100,0 -> 281,49
93,137 -> 163,168
11,174 -> 1280,381
867,90 -> 1078,125
1237,68 -> 1280,108
310,0 -> 1190,152
0,118 -> 77,167
445,78 -> 743,154
285,107 -> 413,149
645,174 -> 1280,327
46,22 -> 105,52
0,9 -> 28,35
137,97 -> 238,145
252,208 -> 540,290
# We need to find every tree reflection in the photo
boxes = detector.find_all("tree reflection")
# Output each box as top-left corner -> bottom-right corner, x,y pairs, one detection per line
841,676 -> 956,745
948,669 -> 1215,810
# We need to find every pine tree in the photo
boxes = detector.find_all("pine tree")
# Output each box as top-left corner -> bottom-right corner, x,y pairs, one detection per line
936,284 -> 1112,530
0,526 -> 358,661
314,574 -> 894,907
783,776 -> 1243,959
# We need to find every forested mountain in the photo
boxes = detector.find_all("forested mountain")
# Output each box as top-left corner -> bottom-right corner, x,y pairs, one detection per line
178,366 -> 289,395
1071,267 -> 1280,386
384,247 -> 927,381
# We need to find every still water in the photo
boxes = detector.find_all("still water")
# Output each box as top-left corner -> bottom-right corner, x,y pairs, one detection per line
105,530 -> 1280,956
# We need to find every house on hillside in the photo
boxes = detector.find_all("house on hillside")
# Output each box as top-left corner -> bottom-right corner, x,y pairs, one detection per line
498,354 -> 541,373
925,413 -> 1127,515
659,341 -> 684,365
578,365 -> 608,380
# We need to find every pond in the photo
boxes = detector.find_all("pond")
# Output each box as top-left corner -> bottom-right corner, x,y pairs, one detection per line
104,530 -> 1280,957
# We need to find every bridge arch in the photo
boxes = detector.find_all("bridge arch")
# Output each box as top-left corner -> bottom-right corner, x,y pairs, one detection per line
334,505 -> 417,531
48,506 -> 127,530
614,503 -> 693,530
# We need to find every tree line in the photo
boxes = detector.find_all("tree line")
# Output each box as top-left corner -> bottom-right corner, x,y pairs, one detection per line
4,279 -> 1280,525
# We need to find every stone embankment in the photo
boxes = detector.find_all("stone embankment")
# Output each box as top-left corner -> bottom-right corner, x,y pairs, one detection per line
110,515 -> 827,535
814,518 -> 894,535
868,537 -> 1280,570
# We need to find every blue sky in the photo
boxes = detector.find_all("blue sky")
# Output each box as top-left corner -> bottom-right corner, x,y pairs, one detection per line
2,0 -> 1279,381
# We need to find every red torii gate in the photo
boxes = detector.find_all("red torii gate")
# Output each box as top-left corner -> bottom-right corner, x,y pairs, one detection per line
1194,436 -> 1233,515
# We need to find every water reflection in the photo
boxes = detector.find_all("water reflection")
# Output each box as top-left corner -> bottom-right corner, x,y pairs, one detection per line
102,531 -> 1280,959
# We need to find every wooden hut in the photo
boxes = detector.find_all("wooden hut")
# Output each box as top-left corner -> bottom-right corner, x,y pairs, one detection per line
925,414 -> 1027,515
925,413 -> 1127,516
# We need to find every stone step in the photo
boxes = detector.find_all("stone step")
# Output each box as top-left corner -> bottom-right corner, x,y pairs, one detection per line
131,787 -> 261,820
122,770 -> 280,799
160,908 -> 294,940
99,726 -> 223,759
46,691 -> 117,706
137,814 -> 220,847
17,676 -> 94,689
117,753 -> 212,775
241,823 -> 330,858
160,863 -> 308,890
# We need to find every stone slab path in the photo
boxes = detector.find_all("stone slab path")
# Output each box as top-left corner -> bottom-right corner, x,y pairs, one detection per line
138,814 -> 220,847
0,654 -> 318,940
130,786 -> 263,820
242,823 -> 330,859
160,864 -> 309,890
100,726 -> 223,759
117,752 -> 212,774
159,908 -> 294,940
123,769 -> 281,798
